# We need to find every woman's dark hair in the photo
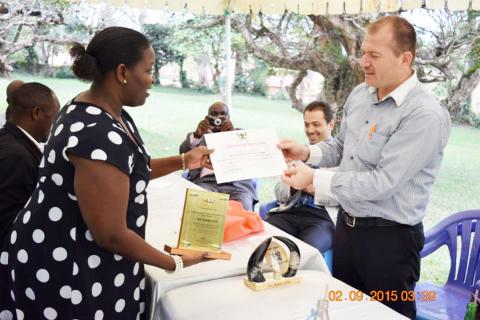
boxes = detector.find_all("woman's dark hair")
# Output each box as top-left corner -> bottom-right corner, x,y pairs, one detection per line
70,27 -> 150,81
304,101 -> 334,123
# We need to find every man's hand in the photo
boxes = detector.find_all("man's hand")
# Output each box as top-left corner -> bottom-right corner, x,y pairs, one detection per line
184,146 -> 214,169
277,139 -> 310,162
193,116 -> 212,138
220,119 -> 234,132
303,184 -> 315,195
281,161 -> 315,190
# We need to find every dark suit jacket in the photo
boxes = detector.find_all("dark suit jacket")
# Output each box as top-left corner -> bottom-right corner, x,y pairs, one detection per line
0,122 -> 42,242
179,132 -> 258,201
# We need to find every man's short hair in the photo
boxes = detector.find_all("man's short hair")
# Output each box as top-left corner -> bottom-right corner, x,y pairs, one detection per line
6,80 -> 24,105
304,101 -> 334,123
10,82 -> 55,115
367,15 -> 416,62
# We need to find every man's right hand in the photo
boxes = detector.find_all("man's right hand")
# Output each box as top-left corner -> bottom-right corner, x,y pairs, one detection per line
193,117 -> 212,138
277,139 -> 310,162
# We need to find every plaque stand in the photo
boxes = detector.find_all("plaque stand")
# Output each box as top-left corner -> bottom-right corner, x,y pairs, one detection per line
164,245 -> 231,260
243,273 -> 301,291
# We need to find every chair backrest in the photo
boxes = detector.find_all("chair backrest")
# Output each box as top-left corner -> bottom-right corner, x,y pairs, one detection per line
422,210 -> 480,290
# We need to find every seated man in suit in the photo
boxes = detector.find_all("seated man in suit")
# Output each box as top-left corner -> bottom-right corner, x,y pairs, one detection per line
0,79 -> 24,127
265,101 -> 336,253
179,101 -> 257,211
0,82 -> 60,242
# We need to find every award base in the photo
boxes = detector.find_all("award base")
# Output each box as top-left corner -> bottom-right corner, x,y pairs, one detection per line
164,245 -> 231,260
243,273 -> 301,291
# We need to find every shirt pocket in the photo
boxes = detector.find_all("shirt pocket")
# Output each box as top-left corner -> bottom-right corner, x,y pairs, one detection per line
356,132 -> 388,166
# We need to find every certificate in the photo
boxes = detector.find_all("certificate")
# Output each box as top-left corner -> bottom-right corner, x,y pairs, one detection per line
204,128 -> 287,183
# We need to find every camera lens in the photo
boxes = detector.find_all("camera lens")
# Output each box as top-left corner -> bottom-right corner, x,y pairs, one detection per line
213,118 -> 222,126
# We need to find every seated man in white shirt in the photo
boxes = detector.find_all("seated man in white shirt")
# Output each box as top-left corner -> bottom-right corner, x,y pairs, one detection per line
179,102 -> 258,211
0,82 -> 60,242
266,101 -> 336,253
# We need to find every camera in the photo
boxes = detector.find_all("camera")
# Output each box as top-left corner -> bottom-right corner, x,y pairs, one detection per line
208,116 -> 223,127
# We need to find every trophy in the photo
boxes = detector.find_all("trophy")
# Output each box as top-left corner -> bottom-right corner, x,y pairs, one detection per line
244,236 -> 301,291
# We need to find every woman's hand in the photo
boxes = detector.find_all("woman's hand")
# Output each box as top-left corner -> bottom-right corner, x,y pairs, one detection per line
180,251 -> 210,267
184,146 -> 214,169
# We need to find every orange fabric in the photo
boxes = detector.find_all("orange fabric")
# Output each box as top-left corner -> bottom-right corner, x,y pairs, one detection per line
223,200 -> 264,243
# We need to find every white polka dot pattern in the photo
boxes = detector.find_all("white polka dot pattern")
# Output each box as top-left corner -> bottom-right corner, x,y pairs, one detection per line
0,103 -> 150,318
108,131 -> 122,145
91,149 -> 107,161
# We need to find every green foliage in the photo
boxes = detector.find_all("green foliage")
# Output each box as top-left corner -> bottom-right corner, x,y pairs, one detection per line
143,24 -> 182,85
11,55 -> 30,73
234,58 -> 268,96
54,66 -> 74,79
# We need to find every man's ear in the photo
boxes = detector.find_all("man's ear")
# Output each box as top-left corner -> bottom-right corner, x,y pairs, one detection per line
31,106 -> 42,121
402,51 -> 413,67
115,64 -> 128,85
328,116 -> 336,131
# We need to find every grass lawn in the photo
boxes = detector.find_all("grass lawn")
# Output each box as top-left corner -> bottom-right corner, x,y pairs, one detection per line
2,74 -> 480,285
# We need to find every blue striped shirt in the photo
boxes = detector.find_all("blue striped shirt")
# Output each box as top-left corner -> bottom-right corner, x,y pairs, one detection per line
307,72 -> 451,225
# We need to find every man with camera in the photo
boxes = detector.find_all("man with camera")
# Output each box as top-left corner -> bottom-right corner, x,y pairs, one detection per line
179,101 -> 258,211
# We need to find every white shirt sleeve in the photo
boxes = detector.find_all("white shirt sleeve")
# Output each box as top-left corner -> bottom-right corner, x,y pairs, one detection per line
306,144 -> 323,166
313,168 -> 338,207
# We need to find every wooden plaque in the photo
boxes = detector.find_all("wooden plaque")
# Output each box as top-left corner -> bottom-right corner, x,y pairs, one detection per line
165,188 -> 231,260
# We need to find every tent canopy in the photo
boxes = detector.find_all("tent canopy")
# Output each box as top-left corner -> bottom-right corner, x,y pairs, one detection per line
81,0 -> 479,15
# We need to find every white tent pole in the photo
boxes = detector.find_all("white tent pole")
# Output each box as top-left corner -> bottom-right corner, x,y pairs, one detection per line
224,9 -> 233,112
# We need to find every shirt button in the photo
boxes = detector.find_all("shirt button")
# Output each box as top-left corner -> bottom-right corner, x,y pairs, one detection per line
365,120 -> 369,124
350,156 -> 354,160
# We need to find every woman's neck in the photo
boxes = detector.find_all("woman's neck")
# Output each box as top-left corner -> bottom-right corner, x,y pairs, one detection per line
79,82 -> 123,119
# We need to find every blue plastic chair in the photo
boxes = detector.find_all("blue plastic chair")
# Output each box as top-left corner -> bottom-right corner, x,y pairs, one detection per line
259,200 -> 333,272
416,209 -> 480,320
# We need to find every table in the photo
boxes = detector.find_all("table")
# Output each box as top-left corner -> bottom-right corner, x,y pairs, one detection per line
145,174 -> 329,320
158,270 -> 408,320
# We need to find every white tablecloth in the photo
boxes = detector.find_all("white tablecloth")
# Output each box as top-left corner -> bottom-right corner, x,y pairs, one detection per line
158,270 -> 408,320
144,174 -> 329,320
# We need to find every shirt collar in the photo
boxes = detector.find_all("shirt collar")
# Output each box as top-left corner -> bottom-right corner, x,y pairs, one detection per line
368,70 -> 418,107
16,125 -> 44,152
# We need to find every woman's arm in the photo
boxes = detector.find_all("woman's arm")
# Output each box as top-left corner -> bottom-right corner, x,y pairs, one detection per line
69,154 -> 207,270
149,146 -> 213,180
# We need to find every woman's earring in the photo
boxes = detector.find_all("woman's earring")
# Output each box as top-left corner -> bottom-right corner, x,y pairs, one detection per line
123,79 -> 127,84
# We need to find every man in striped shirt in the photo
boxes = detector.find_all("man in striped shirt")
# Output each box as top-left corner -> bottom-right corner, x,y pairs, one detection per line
279,16 -> 450,319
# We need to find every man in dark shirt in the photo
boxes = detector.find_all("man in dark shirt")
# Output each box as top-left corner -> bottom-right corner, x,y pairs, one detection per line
0,82 -> 60,242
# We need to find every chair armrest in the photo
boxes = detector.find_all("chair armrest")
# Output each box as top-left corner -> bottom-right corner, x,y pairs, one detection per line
421,226 -> 450,258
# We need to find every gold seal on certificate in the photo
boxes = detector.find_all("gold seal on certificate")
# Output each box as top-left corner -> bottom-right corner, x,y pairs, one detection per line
164,188 -> 232,260
244,236 -> 301,291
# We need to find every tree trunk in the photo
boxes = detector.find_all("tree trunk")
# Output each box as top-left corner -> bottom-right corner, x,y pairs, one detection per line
443,69 -> 480,121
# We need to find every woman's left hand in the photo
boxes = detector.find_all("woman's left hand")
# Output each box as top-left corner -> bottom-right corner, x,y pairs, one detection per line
184,146 -> 214,169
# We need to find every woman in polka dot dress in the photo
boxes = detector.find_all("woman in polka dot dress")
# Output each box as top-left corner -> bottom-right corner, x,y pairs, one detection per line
0,27 -> 211,320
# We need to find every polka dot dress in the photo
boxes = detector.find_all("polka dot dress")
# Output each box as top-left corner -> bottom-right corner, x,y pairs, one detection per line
0,101 -> 151,320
